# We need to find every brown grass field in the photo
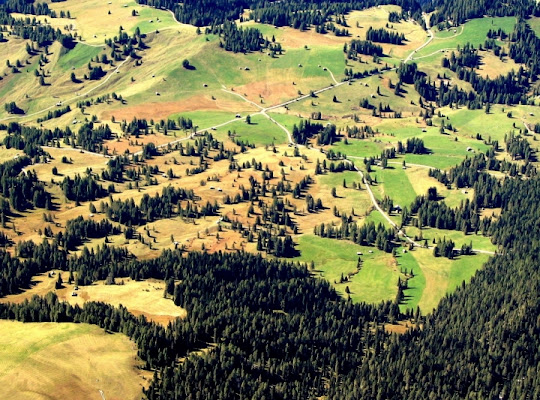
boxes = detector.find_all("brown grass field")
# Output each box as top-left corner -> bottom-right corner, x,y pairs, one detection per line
0,320 -> 148,400
0,141 -> 377,261
476,50 -> 521,79
100,93 -> 256,122
0,273 -> 186,325
48,0 -> 193,44
345,6 -> 427,58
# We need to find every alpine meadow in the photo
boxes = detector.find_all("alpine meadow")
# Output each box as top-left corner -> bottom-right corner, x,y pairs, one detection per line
0,0 -> 539,398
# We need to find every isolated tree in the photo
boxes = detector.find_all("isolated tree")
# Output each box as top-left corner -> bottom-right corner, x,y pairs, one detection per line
55,273 -> 63,289
182,59 -> 190,69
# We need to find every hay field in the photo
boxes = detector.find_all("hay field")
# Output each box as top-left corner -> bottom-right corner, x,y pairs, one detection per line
0,320 -> 148,400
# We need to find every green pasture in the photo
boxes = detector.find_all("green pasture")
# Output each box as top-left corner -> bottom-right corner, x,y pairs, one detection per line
410,247 -> 492,313
219,113 -> 288,145
416,17 -> 517,59
369,165 -> 418,207
294,234 -> 400,304
404,226 -> 496,253
57,44 -> 103,72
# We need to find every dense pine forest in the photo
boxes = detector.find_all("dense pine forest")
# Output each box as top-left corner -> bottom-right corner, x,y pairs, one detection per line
135,0 -> 422,28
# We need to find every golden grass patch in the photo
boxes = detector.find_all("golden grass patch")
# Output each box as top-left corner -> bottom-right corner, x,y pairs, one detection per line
346,6 -> 427,59
0,320 -> 148,400
0,273 -> 186,325
49,0 -> 193,45
100,94 -> 254,122
476,50 -> 522,79
26,146 -> 109,182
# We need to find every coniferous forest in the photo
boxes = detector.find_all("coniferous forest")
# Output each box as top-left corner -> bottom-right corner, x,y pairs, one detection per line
0,0 -> 540,398
0,157 -> 538,399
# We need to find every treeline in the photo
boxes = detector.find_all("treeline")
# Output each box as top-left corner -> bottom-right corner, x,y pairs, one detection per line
314,217 -> 396,253
315,158 -> 355,174
99,186 -> 210,226
36,105 -> 71,123
427,0 -> 537,26
249,0 -> 420,32
388,10 -> 406,22
432,236 -> 457,258
344,124 -> 375,139
0,246 -> 401,398
505,131 -> 535,161
439,19 -> 540,107
3,123 -> 61,157
1,0 -> 52,16
331,162 -> 540,399
404,190 -> 481,234
134,0 -> 421,30
442,43 -> 480,69
250,2 -> 331,30
400,59 -> 530,108
62,216 -> 121,250
394,62 -> 437,102
137,0 -> 246,27
345,39 -> 384,59
397,137 -> 428,154
1,10 -> 75,48
76,122 -> 113,153
3,121 -> 116,156
61,175 -> 109,203
256,230 -> 296,257
315,21 -> 350,36
0,295 -> 179,370
509,21 -> 540,78
292,120 -> 337,145
428,151 -> 536,205
366,26 -> 405,44
400,24 -> 540,107
441,45 -> 530,105
0,156 -> 52,212
213,21 -> 267,53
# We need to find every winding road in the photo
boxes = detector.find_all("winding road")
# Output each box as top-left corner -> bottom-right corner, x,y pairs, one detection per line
405,13 -> 434,63
5,14 -> 496,256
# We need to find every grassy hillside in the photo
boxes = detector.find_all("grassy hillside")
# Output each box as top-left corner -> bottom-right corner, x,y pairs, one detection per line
1,2 -> 532,320
0,320 -> 147,400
